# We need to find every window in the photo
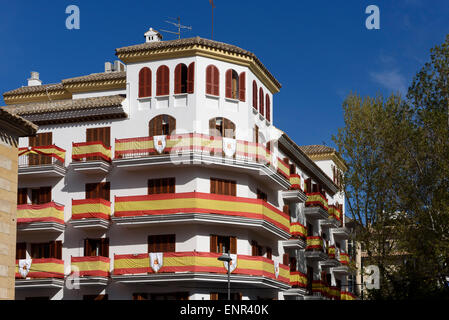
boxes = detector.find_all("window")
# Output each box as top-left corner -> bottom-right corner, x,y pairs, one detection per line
239,72 -> 246,102
210,178 -> 236,196
148,178 -> 175,194
16,243 -> 26,259
283,204 -> 290,216
259,88 -> 264,116
31,186 -> 51,205
149,114 -> 176,137
210,293 -> 242,300
307,223 -> 313,236
266,247 -> 272,260
225,69 -> 239,99
252,81 -> 258,109
148,234 -> 176,252
138,67 -> 152,98
206,65 -> 219,96
17,188 -> 28,205
210,235 -> 237,254
29,132 -> 52,165
306,266 -> 314,294
85,182 -> 110,201
257,189 -> 267,202
289,256 -> 297,272
209,117 -> 235,138
84,238 -> 109,257
265,94 -> 271,122
174,63 -> 194,94
85,127 -> 110,161
251,241 -> 263,256
305,178 -> 312,193
156,65 -> 170,96
30,241 -> 62,259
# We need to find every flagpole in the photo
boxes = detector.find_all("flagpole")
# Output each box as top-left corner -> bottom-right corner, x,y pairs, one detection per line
211,4 -> 214,40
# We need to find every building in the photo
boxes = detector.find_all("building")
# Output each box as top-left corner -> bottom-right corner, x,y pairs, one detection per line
0,108 -> 37,300
2,29 -> 356,300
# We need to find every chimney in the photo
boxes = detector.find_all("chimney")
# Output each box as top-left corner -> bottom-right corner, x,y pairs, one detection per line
105,62 -> 113,73
144,27 -> 163,43
27,71 -> 42,86
113,60 -> 125,72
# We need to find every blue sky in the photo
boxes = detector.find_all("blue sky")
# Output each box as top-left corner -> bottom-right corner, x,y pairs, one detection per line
1,0 -> 449,148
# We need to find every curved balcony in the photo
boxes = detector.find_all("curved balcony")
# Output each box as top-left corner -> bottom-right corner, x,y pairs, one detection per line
304,193 -> 329,220
282,222 -> 307,249
112,192 -> 291,239
69,198 -> 111,230
17,202 -> 65,233
341,291 -> 357,300
113,133 -> 290,190
71,256 -> 110,286
320,245 -> 341,267
331,252 -> 354,275
305,236 -> 328,261
284,271 -> 308,297
71,141 -> 112,174
112,251 -> 290,291
15,258 -> 64,289
18,145 -> 67,179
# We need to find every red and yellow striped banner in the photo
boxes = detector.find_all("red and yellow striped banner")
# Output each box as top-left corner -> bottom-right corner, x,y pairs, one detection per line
306,192 -> 329,211
72,141 -> 111,162
341,291 -> 356,300
114,192 -> 290,233
327,245 -> 336,259
329,286 -> 341,300
306,236 -> 324,251
71,256 -> 110,277
72,198 -> 111,220
113,252 -> 290,285
290,222 -> 307,239
15,259 -> 64,279
290,271 -> 307,288
340,253 -> 350,265
329,205 -> 342,221
17,202 -> 64,225
289,174 -> 301,190
18,145 -> 66,163
276,158 -> 290,180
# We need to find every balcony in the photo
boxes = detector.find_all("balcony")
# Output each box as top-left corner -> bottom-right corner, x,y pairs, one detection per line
331,226 -> 350,240
341,291 -> 357,300
328,205 -> 342,224
71,256 -> 110,286
17,202 -> 65,233
284,271 -> 308,297
18,145 -> 67,179
113,133 -> 290,190
15,258 -> 64,289
304,193 -> 329,220
112,192 -> 291,239
331,252 -> 354,275
282,175 -> 307,204
69,198 -> 111,230
305,236 -> 328,261
320,245 -> 341,267
112,251 -> 291,290
70,141 -> 112,174
282,223 -> 307,249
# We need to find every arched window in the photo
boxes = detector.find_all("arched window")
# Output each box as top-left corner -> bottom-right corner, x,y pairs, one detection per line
239,72 -> 246,102
265,94 -> 271,122
259,88 -> 264,116
138,67 -> 152,98
209,117 -> 235,138
156,65 -> 169,96
175,62 -> 195,94
206,65 -> 219,96
225,69 -> 239,100
252,81 -> 258,109
149,114 -> 176,137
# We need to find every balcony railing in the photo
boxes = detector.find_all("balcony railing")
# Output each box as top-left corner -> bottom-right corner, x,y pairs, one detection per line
71,256 -> 110,277
72,141 -> 111,162
114,192 -> 291,234
290,222 -> 307,239
290,271 -> 307,288
17,202 -> 65,225
341,291 -> 356,300
289,174 -> 301,191
15,258 -> 64,279
18,145 -> 66,167
72,198 -> 111,221
114,133 -> 290,180
306,236 -> 325,252
113,251 -> 290,285
339,252 -> 350,265
328,205 -> 342,222
305,192 -> 329,211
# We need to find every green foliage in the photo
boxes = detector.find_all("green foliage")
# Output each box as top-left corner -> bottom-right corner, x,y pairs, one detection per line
333,34 -> 449,299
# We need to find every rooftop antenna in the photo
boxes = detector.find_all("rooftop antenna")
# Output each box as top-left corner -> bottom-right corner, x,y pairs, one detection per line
160,17 -> 192,39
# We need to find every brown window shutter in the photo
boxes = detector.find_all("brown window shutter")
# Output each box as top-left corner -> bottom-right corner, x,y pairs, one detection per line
305,178 -> 311,193
290,257 -> 297,272
251,241 -> 257,256
252,81 -> 257,109
156,66 -> 162,96
174,64 -> 182,94
168,234 -> 175,252
149,118 -> 156,137
259,88 -> 264,116
84,239 -> 90,256
104,127 -> 111,148
101,238 -> 109,257
55,241 -> 62,259
139,67 -> 152,98
49,241 -> 56,259
101,182 -> 110,201
225,70 -> 232,98
213,67 -> 219,96
17,188 -> 28,205
157,66 -> 169,96
16,243 -> 26,259
210,178 -> 216,194
155,115 -> 162,136
210,235 -> 218,253
187,62 -> 195,93
85,183 -> 97,199
163,66 -> 170,95
266,247 -> 272,260
231,181 -> 236,196
206,65 -> 213,94
210,293 -> 218,300
239,72 -> 246,102
266,94 -> 271,122
283,205 -> 289,215
168,115 -> 176,136
283,253 -> 289,266
38,187 -> 51,204
230,236 -> 237,254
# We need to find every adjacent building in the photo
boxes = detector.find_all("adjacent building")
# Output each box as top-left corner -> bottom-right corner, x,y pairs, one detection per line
2,29 -> 356,300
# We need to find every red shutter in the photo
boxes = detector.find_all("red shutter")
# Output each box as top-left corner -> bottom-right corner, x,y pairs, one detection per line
266,94 -> 271,122
283,253 -> 290,265
16,243 -> 26,259
157,65 -> 169,96
101,238 -> 109,257
239,72 -> 245,102
210,235 -> 218,253
17,188 -> 28,205
213,66 -> 219,96
230,236 -> 237,254
174,64 -> 182,94
206,65 -> 213,94
187,62 -> 195,93
225,70 -> 232,98
139,67 -> 151,98
252,81 -> 257,109
259,88 -> 264,116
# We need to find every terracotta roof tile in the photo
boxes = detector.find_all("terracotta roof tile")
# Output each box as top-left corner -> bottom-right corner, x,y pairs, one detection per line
3,83 -> 64,96
0,107 -> 38,135
299,145 -> 336,155
62,71 -> 126,84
